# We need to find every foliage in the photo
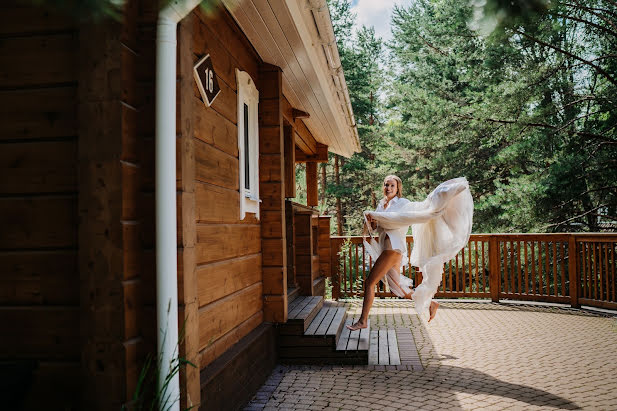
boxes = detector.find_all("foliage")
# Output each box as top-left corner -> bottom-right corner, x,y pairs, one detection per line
325,0 -> 617,234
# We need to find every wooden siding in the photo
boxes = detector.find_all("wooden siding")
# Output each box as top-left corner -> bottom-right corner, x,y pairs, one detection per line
0,2 -> 80,409
183,7 -> 265,376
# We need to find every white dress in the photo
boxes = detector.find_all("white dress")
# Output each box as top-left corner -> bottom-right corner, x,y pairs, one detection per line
363,177 -> 474,315
369,196 -> 414,298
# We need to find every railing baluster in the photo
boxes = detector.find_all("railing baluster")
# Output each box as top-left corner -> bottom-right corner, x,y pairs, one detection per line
531,242 -> 536,295
592,242 -> 597,300
583,242 -> 588,298
553,241 -> 558,297
510,241 -> 516,294
610,243 -> 617,302
561,242 -> 566,297
481,240 -> 486,293
523,241 -> 529,296
516,241 -> 521,295
455,254 -> 459,292
603,243 -> 608,301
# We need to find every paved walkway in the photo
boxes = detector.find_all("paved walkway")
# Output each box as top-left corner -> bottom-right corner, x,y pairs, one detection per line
246,300 -> 617,410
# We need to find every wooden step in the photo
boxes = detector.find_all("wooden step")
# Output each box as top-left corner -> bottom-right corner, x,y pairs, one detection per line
278,305 -> 368,365
336,316 -> 370,353
284,296 -> 323,334
287,286 -> 300,305
368,329 -> 400,366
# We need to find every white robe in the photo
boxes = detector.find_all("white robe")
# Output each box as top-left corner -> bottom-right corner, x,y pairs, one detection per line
363,177 -> 474,315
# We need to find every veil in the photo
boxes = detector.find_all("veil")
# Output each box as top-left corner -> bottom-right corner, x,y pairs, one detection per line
363,177 -> 474,314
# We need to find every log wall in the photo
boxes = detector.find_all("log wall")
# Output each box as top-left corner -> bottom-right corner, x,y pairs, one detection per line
0,2 -> 80,409
185,4 -> 265,377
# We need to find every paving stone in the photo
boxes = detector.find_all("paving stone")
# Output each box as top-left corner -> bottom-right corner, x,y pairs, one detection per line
245,300 -> 617,410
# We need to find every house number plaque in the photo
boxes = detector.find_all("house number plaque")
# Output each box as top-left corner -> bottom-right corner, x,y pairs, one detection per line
193,54 -> 221,107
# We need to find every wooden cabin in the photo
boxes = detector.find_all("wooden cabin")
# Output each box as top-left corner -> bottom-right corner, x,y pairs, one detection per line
0,0 -> 360,409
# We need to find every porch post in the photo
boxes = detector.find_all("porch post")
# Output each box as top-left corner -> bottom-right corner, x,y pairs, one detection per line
568,235 -> 580,308
489,236 -> 500,302
259,63 -> 288,322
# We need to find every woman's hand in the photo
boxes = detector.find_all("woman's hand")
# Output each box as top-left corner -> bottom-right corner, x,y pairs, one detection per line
366,213 -> 377,230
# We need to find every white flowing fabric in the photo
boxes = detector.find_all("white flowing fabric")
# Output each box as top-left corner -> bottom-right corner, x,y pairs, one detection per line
363,177 -> 474,315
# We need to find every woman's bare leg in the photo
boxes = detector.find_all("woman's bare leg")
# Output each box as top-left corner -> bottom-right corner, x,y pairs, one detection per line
347,250 -> 402,330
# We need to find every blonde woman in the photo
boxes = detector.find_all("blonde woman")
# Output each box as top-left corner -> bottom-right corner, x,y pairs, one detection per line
348,176 -> 473,330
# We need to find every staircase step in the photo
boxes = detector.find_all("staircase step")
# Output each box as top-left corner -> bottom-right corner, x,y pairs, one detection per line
287,286 -> 300,305
336,317 -> 370,352
286,296 -> 323,333
305,307 -> 347,344
277,303 -> 368,365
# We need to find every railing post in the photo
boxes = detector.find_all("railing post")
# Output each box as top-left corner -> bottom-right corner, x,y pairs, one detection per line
489,236 -> 500,302
568,235 -> 580,308
330,238 -> 340,300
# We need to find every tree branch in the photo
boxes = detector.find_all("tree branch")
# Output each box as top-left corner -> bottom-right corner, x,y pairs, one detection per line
544,203 -> 608,229
514,29 -> 617,87
418,34 -> 449,56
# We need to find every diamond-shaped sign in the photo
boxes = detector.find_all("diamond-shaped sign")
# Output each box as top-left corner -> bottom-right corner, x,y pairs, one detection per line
193,54 -> 221,107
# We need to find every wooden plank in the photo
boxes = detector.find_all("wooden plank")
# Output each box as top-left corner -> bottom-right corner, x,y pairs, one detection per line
195,138 -> 239,190
287,294 -> 304,313
336,318 -> 352,350
326,307 -> 347,336
288,296 -> 311,319
284,125 -> 296,198
387,329 -> 401,365
195,182 -> 255,224
195,224 -> 261,264
197,254 -> 261,307
295,143 -> 328,163
0,33 -> 77,88
306,162 -> 318,206
317,306 -> 338,336
358,320 -> 370,351
199,310 -> 263,368
198,282 -> 263,350
0,250 -> 78,305
0,87 -> 76,141
368,330 -> 379,365
0,196 -> 76,249
193,97 -> 238,157
347,325 -> 360,351
294,120 -> 317,154
305,306 -> 330,335
378,329 -> 389,365
0,307 -> 79,359
0,2 -> 75,35
298,296 -> 321,321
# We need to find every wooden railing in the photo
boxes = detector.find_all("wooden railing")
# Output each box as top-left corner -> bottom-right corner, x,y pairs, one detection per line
330,233 -> 617,310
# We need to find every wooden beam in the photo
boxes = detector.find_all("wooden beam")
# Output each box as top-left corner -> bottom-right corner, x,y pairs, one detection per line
295,143 -> 328,163
284,125 -> 296,198
292,108 -> 309,120
306,162 -> 318,207
282,95 -> 317,155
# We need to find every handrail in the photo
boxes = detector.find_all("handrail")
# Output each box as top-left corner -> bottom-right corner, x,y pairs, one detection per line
330,233 -> 617,311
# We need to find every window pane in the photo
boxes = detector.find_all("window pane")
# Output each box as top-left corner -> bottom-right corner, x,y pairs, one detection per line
244,103 -> 250,191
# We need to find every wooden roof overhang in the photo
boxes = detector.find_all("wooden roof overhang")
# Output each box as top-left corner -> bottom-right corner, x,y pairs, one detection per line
222,0 -> 361,158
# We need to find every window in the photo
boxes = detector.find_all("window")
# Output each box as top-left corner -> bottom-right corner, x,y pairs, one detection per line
236,69 -> 260,220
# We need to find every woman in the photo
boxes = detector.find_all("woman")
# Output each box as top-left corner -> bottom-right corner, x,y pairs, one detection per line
348,176 -> 473,330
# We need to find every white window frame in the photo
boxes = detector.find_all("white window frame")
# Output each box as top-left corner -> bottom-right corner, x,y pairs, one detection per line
236,69 -> 260,220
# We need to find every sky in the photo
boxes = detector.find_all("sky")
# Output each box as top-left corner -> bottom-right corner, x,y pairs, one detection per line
350,0 -> 412,42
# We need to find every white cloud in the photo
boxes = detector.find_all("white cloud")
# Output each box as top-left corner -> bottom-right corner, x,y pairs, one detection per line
350,0 -> 412,42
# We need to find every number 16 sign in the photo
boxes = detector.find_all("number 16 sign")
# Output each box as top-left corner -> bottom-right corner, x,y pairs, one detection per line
193,54 -> 221,107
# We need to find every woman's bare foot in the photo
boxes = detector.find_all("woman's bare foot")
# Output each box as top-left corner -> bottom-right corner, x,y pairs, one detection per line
428,301 -> 440,323
346,320 -> 368,331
